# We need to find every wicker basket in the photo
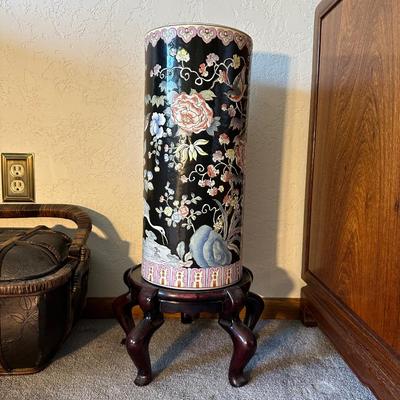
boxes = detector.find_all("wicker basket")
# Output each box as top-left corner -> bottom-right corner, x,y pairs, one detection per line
0,204 -> 91,375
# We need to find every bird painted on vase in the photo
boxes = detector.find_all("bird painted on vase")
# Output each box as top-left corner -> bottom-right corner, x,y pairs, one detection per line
225,66 -> 247,103
144,199 -> 168,244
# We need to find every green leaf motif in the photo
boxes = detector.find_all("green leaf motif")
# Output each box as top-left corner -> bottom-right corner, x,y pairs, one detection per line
193,139 -> 209,156
188,144 -> 197,160
200,89 -> 216,100
175,139 -> 208,162
150,95 -> 166,108
175,144 -> 189,164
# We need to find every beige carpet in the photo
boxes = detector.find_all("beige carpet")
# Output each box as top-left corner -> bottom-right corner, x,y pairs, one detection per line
1,319 -> 376,399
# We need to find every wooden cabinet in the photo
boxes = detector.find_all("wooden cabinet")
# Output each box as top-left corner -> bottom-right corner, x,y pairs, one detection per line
302,1 -> 400,399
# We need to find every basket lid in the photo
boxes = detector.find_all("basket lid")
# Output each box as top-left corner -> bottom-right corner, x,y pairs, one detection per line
0,226 -> 72,282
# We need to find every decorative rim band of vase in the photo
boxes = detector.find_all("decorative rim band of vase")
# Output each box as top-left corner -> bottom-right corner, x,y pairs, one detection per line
142,23 -> 252,290
142,260 -> 242,290
145,23 -> 252,50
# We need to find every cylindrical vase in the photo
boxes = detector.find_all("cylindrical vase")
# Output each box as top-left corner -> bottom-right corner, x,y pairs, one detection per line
142,24 -> 252,290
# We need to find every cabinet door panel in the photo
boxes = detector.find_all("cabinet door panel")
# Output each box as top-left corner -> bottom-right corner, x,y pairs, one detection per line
308,0 -> 400,352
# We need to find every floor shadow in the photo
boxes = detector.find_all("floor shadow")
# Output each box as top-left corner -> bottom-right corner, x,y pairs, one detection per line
242,52 -> 294,297
152,320 -> 231,381
152,321 -> 204,378
53,319 -> 117,361
248,320 -> 334,379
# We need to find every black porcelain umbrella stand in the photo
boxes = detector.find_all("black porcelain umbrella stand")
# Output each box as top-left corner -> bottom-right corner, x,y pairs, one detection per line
142,24 -> 252,290
114,24 -> 263,387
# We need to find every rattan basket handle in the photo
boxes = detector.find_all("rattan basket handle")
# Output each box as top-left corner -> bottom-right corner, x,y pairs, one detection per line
0,204 -> 92,257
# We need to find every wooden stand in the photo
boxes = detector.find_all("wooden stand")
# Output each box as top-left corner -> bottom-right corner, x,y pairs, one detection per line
113,265 -> 263,387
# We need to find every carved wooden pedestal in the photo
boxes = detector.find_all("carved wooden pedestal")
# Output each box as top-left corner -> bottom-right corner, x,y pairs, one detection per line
113,265 -> 263,387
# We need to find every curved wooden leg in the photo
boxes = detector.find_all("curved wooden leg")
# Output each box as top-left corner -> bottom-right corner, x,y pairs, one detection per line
126,287 -> 164,386
244,291 -> 264,331
219,287 -> 257,387
113,292 -> 136,344
113,269 -> 138,344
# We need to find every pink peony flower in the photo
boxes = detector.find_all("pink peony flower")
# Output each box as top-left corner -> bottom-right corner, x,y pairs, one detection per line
171,92 -> 213,134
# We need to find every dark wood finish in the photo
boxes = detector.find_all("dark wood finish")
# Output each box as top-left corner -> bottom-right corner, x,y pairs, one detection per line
261,298 -> 300,320
302,278 -> 400,400
218,286 -> 256,387
300,299 -> 317,328
243,291 -> 265,330
113,265 -> 263,387
126,286 -> 164,386
84,297 -> 300,319
302,1 -> 400,399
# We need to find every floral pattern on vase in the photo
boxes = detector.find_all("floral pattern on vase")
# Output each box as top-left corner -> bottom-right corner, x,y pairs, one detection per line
142,24 -> 252,290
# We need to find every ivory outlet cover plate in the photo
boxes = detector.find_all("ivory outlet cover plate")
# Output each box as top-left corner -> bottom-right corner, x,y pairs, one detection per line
1,153 -> 35,202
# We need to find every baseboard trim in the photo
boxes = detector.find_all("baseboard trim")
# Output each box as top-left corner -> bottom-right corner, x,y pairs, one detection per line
83,296 -> 300,320
301,275 -> 400,400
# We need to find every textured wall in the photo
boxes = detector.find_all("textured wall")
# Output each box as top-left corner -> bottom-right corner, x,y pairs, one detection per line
0,0 -> 319,297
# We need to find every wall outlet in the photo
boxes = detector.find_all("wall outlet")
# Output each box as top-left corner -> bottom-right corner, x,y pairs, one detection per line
1,153 -> 35,202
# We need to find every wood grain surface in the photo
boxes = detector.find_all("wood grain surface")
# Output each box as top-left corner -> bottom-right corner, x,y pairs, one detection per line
302,0 -> 400,398
306,0 -> 400,351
